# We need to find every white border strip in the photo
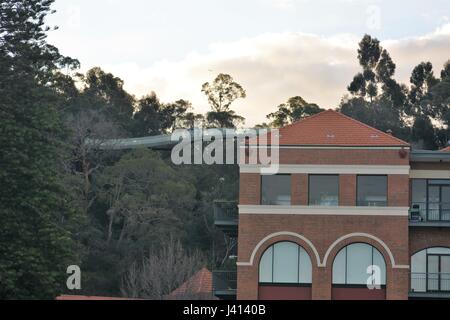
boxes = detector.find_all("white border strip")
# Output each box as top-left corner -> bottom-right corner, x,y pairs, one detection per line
239,205 -> 409,216
410,170 -> 450,179
239,164 -> 410,175
240,146 -> 409,150
322,233 -> 410,269
236,231 -> 321,267
237,231 -> 409,269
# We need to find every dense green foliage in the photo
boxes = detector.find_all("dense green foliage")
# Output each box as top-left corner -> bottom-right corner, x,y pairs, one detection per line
266,96 -> 323,127
338,34 -> 450,149
0,0 -> 79,299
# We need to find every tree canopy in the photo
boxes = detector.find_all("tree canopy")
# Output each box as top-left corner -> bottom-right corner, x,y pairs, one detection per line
266,96 -> 323,128
202,73 -> 246,128
1,1 -> 449,300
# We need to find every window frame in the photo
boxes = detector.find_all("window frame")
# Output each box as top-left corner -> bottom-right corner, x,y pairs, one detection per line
332,242 -> 387,288
258,241 -> 312,286
356,175 -> 388,207
260,174 -> 292,206
308,174 -> 340,206
411,178 -> 450,221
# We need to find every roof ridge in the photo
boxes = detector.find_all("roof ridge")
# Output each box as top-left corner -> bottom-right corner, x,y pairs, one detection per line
262,109 -> 410,147
279,109 -> 332,131
333,110 -> 410,146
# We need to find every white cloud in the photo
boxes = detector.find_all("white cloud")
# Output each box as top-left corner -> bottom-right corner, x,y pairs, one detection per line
99,23 -> 450,126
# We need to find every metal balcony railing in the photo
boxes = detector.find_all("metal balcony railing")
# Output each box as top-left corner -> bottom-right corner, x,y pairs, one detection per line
356,200 -> 388,207
212,271 -> 237,297
410,202 -> 450,222
213,201 -> 238,226
410,272 -> 450,293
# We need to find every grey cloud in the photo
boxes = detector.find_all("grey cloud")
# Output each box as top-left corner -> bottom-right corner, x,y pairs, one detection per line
105,26 -> 450,126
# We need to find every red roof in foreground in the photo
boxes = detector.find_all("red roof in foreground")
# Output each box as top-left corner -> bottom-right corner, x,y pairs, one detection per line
56,295 -> 139,300
260,110 -> 410,147
440,146 -> 450,152
169,267 -> 215,299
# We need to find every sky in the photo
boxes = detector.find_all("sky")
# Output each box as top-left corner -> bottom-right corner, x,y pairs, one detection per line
46,0 -> 450,126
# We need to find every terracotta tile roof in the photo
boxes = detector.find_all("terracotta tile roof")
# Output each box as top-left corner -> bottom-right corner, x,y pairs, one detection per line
56,295 -> 139,300
254,109 -> 410,147
440,146 -> 450,152
169,268 -> 214,298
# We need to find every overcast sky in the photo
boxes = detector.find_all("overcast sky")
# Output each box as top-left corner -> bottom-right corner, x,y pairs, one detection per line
46,0 -> 450,126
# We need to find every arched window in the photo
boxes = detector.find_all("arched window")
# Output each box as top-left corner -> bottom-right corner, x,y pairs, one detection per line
332,243 -> 386,286
259,242 -> 312,284
411,247 -> 450,293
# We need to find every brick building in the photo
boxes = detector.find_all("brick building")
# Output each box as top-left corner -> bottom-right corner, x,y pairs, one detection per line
213,110 -> 450,300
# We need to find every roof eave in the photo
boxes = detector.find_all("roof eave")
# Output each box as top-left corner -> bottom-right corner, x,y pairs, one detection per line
410,150 -> 450,162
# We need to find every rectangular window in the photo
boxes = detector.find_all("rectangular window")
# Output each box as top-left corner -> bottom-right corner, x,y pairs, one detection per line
411,179 -> 427,218
261,174 -> 291,205
259,246 -> 273,283
410,179 -> 450,221
309,175 -> 339,206
357,175 -> 387,207
272,242 -> 299,283
346,243 -> 372,285
411,179 -> 427,204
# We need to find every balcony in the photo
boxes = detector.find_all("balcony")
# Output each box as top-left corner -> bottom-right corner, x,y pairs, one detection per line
212,271 -> 237,300
409,202 -> 450,227
214,200 -> 238,237
410,273 -> 450,299
356,200 -> 388,207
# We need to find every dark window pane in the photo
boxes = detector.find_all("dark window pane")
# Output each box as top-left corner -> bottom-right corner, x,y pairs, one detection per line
357,176 -> 387,207
428,186 -> 440,221
412,179 -> 427,203
258,242 -> 312,284
441,187 -> 450,221
309,175 -> 339,206
261,175 -> 291,205
411,179 -> 427,217
332,243 -> 386,286
273,242 -> 299,283
429,180 -> 450,185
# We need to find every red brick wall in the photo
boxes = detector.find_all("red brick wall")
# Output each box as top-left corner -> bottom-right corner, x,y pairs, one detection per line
239,173 -> 260,205
237,147 -> 410,300
259,286 -> 312,300
292,174 -> 308,205
239,148 -> 410,207
339,174 -> 356,206
237,214 -> 409,300
411,162 -> 450,170
410,228 -> 450,254
239,173 -> 409,208
388,175 -> 410,207
332,287 -> 386,300
277,149 -> 409,165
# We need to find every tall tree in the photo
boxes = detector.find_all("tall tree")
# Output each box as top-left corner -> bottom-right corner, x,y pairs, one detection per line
266,96 -> 323,127
202,74 -> 246,128
340,35 -> 408,141
0,0 -> 77,299
430,61 -> 450,145
132,93 -> 200,136
441,61 -> 450,80
408,62 -> 438,114
405,62 -> 440,149
79,67 -> 135,132
348,34 -> 406,108
132,93 -> 164,136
